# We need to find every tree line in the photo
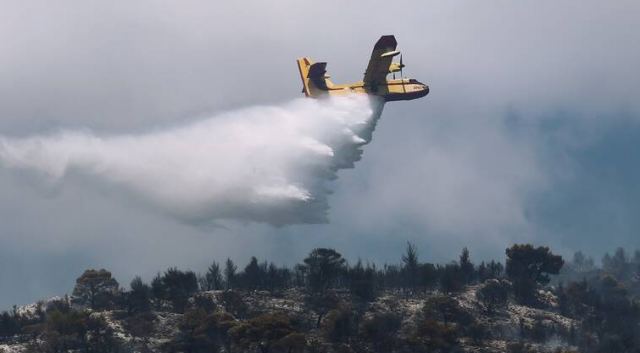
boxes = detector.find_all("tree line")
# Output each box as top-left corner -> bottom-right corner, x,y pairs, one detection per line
60,243 -> 558,313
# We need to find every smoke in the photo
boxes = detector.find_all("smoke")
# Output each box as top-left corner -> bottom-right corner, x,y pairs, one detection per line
0,95 -> 384,225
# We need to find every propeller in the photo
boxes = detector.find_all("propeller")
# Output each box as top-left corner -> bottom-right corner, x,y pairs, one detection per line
400,54 -> 405,92
392,54 -> 404,80
391,54 -> 405,80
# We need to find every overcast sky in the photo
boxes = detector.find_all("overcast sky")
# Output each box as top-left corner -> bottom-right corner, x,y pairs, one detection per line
1,0 -> 640,308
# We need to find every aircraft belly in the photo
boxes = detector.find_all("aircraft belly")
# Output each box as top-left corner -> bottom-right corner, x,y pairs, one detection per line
384,89 -> 429,101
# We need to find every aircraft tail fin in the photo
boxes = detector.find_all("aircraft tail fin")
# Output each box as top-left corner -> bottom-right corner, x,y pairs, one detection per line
297,58 -> 313,97
297,57 -> 334,97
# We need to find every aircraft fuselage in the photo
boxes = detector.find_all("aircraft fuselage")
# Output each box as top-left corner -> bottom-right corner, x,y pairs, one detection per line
318,78 -> 429,102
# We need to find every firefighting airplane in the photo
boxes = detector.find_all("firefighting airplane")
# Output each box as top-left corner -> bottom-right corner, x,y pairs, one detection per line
297,35 -> 429,101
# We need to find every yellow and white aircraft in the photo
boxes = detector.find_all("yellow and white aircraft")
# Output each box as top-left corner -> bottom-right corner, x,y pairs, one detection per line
297,35 -> 429,102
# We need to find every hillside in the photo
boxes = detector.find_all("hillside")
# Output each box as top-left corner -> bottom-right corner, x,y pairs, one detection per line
1,244 -> 638,353
1,285 -> 578,353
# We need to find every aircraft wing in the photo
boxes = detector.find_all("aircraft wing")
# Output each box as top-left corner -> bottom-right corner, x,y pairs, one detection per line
363,35 -> 398,86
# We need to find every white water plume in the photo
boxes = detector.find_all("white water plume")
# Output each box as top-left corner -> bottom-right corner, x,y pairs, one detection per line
0,95 -> 384,225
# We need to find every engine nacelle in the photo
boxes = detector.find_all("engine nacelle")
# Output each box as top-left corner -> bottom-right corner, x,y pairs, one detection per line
388,62 -> 405,73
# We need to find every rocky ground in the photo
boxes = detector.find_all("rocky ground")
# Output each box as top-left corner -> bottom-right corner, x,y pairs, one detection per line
0,284 -> 578,353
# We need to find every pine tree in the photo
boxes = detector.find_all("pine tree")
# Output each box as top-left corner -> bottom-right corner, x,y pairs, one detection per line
72,269 -> 119,310
244,257 -> 262,290
204,261 -> 223,291
224,258 -> 237,290
401,242 -> 420,291
459,247 -> 475,285
127,276 -> 151,314
506,244 -> 564,304
303,248 -> 346,293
